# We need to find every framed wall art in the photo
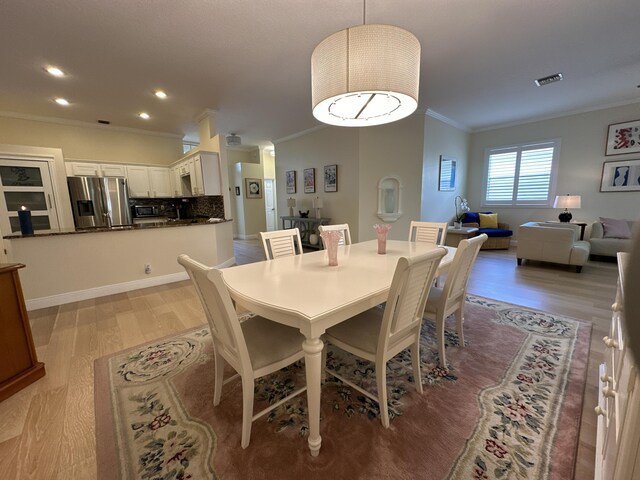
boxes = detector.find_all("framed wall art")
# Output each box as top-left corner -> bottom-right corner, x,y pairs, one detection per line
303,168 -> 315,193
438,155 -> 457,191
245,178 -> 263,199
600,158 -> 640,192
605,119 -> 640,156
324,164 -> 337,192
285,170 -> 296,194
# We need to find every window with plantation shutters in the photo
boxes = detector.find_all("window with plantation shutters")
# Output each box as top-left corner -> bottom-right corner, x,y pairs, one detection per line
482,139 -> 560,207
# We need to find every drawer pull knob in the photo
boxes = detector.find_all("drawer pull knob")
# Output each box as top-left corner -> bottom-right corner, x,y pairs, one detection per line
600,373 -> 612,383
603,336 -> 619,348
602,386 -> 617,398
595,405 -> 607,416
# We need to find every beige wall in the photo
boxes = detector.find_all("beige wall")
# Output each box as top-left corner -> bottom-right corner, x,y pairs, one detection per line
422,116 -> 471,223
358,115 -> 425,241
468,103 -> 640,237
0,115 -> 182,165
275,126 -> 360,239
238,163 -> 266,237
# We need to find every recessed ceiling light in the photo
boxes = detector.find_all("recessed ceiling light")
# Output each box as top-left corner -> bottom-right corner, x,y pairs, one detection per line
46,66 -> 65,77
154,90 -> 167,99
55,97 -> 70,106
138,112 -> 150,119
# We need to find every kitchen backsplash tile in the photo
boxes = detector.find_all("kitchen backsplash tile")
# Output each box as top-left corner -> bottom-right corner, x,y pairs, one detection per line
128,196 -> 224,219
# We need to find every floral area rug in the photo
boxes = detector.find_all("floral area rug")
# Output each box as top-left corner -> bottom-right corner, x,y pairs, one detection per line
94,295 -> 591,480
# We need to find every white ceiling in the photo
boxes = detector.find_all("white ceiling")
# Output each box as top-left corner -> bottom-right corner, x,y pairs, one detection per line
1,0 -> 640,148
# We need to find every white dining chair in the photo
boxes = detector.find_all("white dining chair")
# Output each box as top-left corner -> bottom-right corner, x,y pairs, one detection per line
318,223 -> 352,247
408,221 -> 448,245
323,247 -> 446,428
423,233 -> 488,368
177,254 -> 307,448
260,228 -> 303,260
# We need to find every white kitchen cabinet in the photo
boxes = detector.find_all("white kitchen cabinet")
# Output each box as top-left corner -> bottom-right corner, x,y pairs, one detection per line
126,165 -> 151,198
170,166 -> 182,197
100,164 -> 127,177
66,161 -> 126,177
148,167 -> 172,197
67,162 -> 100,176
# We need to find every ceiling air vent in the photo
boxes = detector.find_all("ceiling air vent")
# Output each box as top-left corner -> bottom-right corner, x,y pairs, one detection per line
535,73 -> 563,87
226,133 -> 241,146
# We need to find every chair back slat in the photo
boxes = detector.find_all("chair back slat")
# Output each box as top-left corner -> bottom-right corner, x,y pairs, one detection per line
440,234 -> 488,308
260,228 -> 303,260
177,255 -> 250,372
318,224 -> 352,246
381,248 -> 446,348
409,221 -> 448,245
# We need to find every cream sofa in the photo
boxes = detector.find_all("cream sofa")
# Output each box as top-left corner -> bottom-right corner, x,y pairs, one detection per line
516,222 -> 590,273
588,220 -> 637,259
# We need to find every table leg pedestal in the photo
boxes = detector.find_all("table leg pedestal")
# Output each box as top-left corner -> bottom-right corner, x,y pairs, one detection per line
303,336 -> 324,456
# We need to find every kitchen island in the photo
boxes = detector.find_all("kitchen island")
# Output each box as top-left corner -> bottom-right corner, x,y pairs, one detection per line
3,219 -> 234,310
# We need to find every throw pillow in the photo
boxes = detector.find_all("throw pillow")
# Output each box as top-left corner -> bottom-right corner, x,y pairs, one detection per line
479,213 -> 498,229
600,217 -> 632,239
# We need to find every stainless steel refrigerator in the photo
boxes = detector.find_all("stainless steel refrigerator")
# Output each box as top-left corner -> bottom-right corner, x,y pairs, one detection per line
67,176 -> 132,228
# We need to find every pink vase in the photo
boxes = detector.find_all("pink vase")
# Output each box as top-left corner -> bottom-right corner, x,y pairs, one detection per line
373,224 -> 392,255
320,231 -> 342,266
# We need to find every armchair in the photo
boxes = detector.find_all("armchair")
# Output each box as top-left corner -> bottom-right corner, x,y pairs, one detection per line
516,222 -> 590,273
461,212 -> 512,250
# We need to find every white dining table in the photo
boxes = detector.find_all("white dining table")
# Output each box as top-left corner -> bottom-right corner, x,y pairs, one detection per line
220,239 -> 455,456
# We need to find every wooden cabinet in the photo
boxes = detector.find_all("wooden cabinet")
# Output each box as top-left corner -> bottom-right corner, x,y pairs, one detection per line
148,167 -> 172,197
66,162 -> 127,177
0,263 -> 45,402
170,151 -> 221,197
100,163 -> 127,177
595,252 -> 640,479
126,165 -> 151,197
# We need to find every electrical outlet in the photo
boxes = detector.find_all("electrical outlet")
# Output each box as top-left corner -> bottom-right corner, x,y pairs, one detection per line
144,264 -> 151,274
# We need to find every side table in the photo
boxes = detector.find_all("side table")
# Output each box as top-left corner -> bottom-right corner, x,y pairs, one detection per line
280,216 -> 331,249
546,220 -> 588,240
445,226 -> 479,247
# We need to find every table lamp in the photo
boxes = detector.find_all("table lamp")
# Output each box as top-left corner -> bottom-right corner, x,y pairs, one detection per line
287,198 -> 296,216
553,194 -> 581,222
313,196 -> 324,219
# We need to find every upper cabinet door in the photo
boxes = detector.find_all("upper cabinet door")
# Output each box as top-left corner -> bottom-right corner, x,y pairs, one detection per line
126,166 -> 150,198
100,164 -> 127,177
0,159 -> 60,234
148,168 -> 172,198
69,162 -> 100,176
197,152 -> 221,196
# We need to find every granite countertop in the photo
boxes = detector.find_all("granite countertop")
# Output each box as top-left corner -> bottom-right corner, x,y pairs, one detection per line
3,218 -> 231,239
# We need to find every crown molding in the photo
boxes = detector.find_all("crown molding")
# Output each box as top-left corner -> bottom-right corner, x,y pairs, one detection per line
0,111 -> 183,138
274,124 -> 328,145
425,109 -> 471,132
195,108 -> 218,123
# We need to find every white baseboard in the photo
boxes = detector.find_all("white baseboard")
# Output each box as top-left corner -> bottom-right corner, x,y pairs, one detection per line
26,256 -> 237,311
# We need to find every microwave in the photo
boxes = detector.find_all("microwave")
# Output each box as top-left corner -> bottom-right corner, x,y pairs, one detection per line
133,205 -> 161,217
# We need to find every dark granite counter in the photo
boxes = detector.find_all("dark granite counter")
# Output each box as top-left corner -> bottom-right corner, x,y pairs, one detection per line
3,218 -> 232,239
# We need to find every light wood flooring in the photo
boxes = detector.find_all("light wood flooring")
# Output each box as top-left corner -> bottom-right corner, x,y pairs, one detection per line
0,240 -> 618,479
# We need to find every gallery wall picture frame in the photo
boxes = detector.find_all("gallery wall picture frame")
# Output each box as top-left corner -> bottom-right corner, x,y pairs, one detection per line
600,158 -> 640,192
438,155 -> 457,191
605,119 -> 640,156
245,178 -> 263,198
324,164 -> 338,192
303,168 -> 315,193
285,170 -> 296,194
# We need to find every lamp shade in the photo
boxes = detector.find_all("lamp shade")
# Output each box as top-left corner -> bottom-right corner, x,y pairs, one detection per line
287,198 -> 296,208
311,24 -> 420,127
312,197 -> 324,209
553,195 -> 581,209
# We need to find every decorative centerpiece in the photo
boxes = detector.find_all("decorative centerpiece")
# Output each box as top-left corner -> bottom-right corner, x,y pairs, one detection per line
373,223 -> 392,254
454,196 -> 470,229
319,230 -> 342,266
299,210 -> 309,218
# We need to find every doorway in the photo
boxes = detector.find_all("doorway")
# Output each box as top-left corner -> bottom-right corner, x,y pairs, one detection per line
264,178 -> 276,231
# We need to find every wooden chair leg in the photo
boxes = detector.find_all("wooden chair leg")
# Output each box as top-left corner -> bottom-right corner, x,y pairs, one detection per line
240,376 -> 254,449
437,313 -> 447,369
411,340 -> 423,394
455,308 -> 465,348
213,350 -> 224,406
376,365 -> 390,428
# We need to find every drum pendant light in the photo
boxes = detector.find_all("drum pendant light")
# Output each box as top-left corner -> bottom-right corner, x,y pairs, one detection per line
311,2 -> 420,127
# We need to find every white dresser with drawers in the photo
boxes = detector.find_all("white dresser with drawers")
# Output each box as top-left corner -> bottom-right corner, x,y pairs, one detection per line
595,252 -> 640,479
